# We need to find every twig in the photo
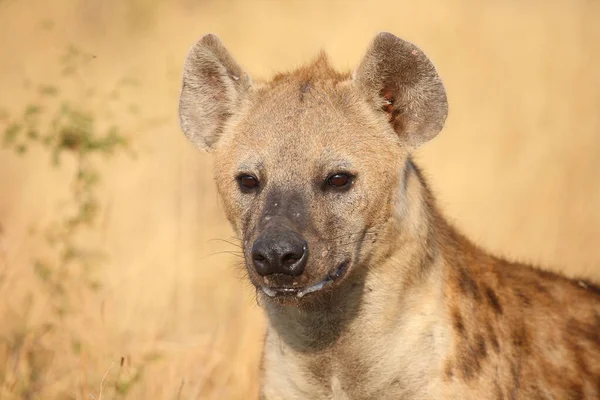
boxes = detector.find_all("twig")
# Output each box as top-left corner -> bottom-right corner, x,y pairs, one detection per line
95,362 -> 113,400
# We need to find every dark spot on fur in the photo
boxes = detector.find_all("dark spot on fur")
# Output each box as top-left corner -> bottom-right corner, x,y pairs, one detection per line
527,385 -> 545,399
452,308 -> 466,337
457,267 -> 482,301
475,333 -> 488,358
485,286 -> 503,314
460,361 -> 476,380
456,333 -> 488,382
567,382 -> 585,400
531,280 -> 550,295
566,316 -> 600,346
510,362 -> 521,399
511,325 -> 531,355
401,159 -> 412,199
513,288 -> 531,307
489,329 -> 500,352
574,348 -> 590,376
299,82 -> 311,102
494,381 -> 504,400
444,361 -> 454,380
563,335 -> 592,379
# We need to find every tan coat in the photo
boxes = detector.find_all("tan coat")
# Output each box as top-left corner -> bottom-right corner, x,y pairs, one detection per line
178,32 -> 600,399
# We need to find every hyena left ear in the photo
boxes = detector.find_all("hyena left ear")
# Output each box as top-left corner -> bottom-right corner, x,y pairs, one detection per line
179,34 -> 253,151
353,32 -> 448,148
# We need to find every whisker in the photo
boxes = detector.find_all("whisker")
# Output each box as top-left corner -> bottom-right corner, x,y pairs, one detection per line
207,238 -> 243,249
199,250 -> 245,261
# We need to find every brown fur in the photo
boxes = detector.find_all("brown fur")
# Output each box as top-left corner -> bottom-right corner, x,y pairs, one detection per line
178,32 -> 600,399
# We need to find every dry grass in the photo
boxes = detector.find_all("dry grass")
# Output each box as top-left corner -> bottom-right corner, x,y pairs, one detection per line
0,0 -> 599,398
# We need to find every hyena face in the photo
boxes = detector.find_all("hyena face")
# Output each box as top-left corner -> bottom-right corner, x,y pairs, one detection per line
212,74 -> 404,300
179,33 -> 447,303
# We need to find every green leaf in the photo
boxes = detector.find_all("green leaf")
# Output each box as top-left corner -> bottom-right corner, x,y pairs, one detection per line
3,123 -> 21,146
16,144 -> 27,154
24,104 -> 42,118
33,261 -> 52,282
27,129 -> 40,140
38,85 -> 59,96
71,339 -> 82,354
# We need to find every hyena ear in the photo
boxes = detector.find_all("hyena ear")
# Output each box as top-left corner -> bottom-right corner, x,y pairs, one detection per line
178,34 -> 252,151
353,32 -> 448,148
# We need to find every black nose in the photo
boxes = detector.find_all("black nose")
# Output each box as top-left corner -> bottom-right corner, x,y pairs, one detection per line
251,230 -> 308,277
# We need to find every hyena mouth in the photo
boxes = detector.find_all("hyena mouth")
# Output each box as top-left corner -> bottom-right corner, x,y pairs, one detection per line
261,261 -> 350,299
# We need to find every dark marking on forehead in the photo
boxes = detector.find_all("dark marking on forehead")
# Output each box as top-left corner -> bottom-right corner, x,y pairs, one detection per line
484,286 -> 503,315
299,81 -> 312,102
269,52 -> 350,87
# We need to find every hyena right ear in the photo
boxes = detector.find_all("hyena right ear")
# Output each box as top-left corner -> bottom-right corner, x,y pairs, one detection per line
178,34 -> 252,151
354,32 -> 448,149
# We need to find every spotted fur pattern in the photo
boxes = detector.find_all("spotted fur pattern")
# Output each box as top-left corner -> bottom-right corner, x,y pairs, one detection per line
178,32 -> 600,399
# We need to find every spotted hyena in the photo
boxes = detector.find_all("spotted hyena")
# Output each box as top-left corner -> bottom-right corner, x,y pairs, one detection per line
178,32 -> 600,399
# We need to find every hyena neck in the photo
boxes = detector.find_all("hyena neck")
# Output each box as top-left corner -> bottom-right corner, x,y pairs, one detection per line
264,158 -> 454,355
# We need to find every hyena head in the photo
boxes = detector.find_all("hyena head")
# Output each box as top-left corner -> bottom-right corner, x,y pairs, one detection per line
179,32 -> 447,304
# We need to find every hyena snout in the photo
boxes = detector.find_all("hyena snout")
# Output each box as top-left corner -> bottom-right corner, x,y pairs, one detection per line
251,229 -> 308,277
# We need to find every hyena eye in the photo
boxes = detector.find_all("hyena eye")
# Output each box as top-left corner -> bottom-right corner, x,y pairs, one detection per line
237,174 -> 259,190
326,173 -> 353,188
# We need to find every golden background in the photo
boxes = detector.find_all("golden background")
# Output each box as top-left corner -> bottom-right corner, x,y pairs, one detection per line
0,0 -> 599,398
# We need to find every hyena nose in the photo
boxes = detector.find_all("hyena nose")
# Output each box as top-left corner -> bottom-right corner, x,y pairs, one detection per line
251,230 -> 308,277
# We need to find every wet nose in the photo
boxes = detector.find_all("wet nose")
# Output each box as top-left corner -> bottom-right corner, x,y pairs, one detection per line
251,230 -> 308,277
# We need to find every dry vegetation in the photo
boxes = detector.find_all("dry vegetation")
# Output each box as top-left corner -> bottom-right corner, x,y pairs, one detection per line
0,0 -> 599,398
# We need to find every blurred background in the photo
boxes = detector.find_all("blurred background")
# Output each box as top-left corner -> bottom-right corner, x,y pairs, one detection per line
0,0 -> 599,398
